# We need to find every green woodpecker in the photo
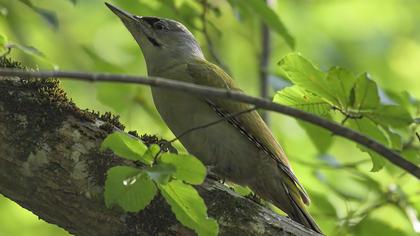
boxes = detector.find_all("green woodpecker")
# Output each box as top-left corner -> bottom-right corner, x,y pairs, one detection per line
106,3 -> 321,234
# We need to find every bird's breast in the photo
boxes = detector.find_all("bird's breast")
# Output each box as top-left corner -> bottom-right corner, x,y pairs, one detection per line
151,87 -> 275,185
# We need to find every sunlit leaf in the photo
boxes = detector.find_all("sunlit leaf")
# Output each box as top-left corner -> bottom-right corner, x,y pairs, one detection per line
365,105 -> 413,128
104,166 -> 157,212
350,73 -> 380,112
158,180 -> 218,236
160,153 -> 206,185
273,84 -> 334,153
277,53 -> 339,105
326,66 -> 358,110
101,132 -> 150,164
273,86 -> 331,116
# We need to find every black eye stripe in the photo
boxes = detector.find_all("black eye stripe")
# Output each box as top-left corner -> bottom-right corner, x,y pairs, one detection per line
146,36 -> 161,47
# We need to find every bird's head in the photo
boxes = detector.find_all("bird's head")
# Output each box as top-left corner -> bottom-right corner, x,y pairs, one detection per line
105,2 -> 204,75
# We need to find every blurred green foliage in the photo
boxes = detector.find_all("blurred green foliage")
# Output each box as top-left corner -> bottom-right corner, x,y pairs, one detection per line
0,0 -> 419,235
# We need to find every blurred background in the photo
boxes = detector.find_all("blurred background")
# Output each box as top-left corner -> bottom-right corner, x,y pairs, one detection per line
0,0 -> 419,235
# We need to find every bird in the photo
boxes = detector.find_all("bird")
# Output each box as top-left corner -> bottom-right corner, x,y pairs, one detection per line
105,2 -> 322,234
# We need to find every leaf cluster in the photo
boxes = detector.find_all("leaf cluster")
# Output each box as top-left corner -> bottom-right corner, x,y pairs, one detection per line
274,53 -> 415,171
101,132 -> 218,236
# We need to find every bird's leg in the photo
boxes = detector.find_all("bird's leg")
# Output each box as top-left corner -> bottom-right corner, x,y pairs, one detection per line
246,193 -> 264,206
206,166 -> 226,183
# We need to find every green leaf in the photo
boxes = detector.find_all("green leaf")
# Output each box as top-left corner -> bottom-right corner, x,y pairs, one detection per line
365,105 -> 413,128
158,180 -> 218,236
325,66 -> 358,110
101,132 -> 149,164
350,73 -> 380,112
278,53 -> 339,106
145,163 -> 176,184
142,144 -> 161,164
273,86 -> 331,116
347,118 -> 388,172
160,153 -> 206,185
104,166 -> 157,212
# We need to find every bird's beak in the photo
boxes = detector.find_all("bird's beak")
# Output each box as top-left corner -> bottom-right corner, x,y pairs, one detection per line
105,2 -> 137,22
105,2 -> 155,42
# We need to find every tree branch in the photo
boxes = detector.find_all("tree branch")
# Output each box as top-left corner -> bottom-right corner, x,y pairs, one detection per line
0,61 -> 320,235
0,69 -> 418,179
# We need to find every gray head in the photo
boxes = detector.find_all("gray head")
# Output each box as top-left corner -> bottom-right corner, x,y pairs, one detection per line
105,2 -> 204,75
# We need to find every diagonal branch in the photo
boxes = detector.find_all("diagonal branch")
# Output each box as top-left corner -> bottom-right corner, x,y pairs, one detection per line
0,68 -> 419,179
0,63 -> 320,236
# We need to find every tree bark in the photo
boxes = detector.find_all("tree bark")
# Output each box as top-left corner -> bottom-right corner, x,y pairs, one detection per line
0,58 -> 319,236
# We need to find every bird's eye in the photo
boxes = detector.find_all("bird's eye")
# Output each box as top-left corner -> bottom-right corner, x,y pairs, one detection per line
153,21 -> 168,30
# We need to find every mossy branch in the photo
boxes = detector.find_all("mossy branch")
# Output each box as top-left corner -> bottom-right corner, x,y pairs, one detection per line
0,68 -> 418,179
0,58 -> 319,236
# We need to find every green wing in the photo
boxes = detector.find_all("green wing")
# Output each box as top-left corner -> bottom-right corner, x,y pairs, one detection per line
187,59 -> 310,205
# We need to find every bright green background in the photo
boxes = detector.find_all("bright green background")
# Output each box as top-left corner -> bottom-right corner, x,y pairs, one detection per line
0,0 -> 419,235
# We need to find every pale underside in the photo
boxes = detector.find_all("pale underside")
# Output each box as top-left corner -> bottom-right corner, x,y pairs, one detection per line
150,59 -> 310,218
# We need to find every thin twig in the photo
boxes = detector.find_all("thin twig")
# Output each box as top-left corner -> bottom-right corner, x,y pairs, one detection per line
295,159 -> 369,170
169,107 -> 256,143
200,0 -> 230,74
0,69 -> 419,179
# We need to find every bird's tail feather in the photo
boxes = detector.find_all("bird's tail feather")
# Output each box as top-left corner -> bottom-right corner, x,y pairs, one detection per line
282,183 -> 323,234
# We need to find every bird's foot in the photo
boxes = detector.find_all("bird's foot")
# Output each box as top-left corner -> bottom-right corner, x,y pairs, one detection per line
246,193 -> 263,205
